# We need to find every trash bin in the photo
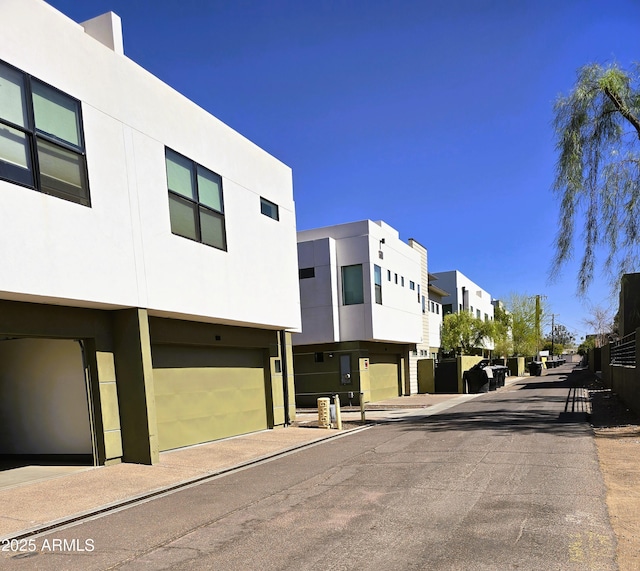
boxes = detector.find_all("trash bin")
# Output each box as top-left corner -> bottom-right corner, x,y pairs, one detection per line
485,366 -> 498,391
464,362 -> 490,393
528,361 -> 543,376
492,365 -> 508,388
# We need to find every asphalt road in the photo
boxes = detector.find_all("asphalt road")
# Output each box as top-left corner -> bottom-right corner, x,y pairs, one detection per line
4,366 -> 616,570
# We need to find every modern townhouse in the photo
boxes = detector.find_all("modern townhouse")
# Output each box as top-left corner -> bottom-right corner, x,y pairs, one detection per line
407,239 -> 430,394
430,270 -> 495,355
0,0 -> 300,467
293,220 -> 423,405
427,273 -> 449,358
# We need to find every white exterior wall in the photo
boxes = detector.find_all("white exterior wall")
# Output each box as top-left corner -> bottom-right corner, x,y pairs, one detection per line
428,296 -> 444,349
407,239 -> 429,394
0,0 -> 300,331
297,238 -> 340,345
295,220 -> 422,345
431,270 -> 495,350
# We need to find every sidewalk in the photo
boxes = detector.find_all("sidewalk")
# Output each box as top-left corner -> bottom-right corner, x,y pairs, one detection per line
0,376 -> 525,541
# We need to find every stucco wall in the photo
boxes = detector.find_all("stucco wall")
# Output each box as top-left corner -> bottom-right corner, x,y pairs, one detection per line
0,0 -> 300,331
296,220 -> 422,346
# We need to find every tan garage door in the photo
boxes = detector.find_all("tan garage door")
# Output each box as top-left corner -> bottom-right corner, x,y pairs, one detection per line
153,345 -> 268,451
369,353 -> 401,402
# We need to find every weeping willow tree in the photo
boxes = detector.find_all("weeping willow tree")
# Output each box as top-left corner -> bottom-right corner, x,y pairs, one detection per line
551,62 -> 640,295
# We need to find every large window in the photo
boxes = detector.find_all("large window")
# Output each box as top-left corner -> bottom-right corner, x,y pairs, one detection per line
374,264 -> 382,304
342,264 -> 364,305
0,60 -> 89,206
165,148 -> 226,250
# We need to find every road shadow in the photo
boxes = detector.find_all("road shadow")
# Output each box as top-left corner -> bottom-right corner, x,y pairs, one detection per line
392,367 -> 597,436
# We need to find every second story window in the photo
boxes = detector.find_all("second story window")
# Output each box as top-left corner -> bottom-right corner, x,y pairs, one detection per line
342,264 -> 364,305
165,148 -> 226,251
374,264 -> 382,304
0,60 -> 90,206
260,197 -> 279,220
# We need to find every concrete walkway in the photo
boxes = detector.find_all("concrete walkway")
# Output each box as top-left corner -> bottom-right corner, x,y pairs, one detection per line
0,376 -> 525,541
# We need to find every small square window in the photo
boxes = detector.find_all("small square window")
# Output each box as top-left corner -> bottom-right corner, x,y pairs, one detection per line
410,281 -> 415,290
314,352 -> 324,363
299,267 -> 315,279
260,197 -> 279,220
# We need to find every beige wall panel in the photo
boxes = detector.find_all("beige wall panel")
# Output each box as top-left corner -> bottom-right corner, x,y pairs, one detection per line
0,338 -> 92,454
104,430 -> 123,459
153,345 -> 267,451
368,353 -> 400,402
98,381 -> 121,432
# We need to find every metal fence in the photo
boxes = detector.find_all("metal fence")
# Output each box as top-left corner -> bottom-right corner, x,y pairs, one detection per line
610,331 -> 636,366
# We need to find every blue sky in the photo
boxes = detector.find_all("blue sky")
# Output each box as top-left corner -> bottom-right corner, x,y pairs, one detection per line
48,0 -> 640,342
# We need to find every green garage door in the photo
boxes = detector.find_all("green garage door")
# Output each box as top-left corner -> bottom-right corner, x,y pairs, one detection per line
369,354 -> 401,402
152,345 -> 268,451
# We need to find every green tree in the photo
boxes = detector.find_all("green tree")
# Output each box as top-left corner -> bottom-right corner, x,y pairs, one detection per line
551,62 -> 640,294
577,336 -> 596,356
504,294 -> 548,357
492,304 -> 512,358
441,311 -> 494,356
545,323 -> 575,349
542,340 -> 564,356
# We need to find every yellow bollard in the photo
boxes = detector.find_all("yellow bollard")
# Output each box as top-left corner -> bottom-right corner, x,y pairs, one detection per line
334,394 -> 342,430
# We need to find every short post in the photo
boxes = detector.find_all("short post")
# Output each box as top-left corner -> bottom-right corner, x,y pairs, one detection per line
360,392 -> 366,422
317,397 -> 331,429
333,394 -> 342,430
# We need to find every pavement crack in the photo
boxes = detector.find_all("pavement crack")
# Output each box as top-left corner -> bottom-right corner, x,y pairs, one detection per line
515,518 -> 527,544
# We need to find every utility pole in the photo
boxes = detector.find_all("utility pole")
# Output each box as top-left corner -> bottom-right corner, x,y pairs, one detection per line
535,295 -> 541,355
549,313 -> 560,356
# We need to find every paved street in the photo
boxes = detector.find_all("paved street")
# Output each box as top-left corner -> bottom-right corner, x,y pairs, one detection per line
3,366 -> 616,570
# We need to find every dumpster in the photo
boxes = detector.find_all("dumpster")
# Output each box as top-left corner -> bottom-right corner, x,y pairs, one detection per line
528,361 -> 543,376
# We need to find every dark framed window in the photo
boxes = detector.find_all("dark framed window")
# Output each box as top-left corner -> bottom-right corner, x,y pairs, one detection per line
374,264 -> 382,305
387,270 -> 391,281
314,352 -> 324,363
409,281 -> 415,290
260,197 -> 279,220
165,148 -> 226,250
299,267 -> 315,279
0,60 -> 90,206
342,264 -> 364,305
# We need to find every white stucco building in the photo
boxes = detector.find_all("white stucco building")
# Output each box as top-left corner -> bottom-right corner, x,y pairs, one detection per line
430,270 -> 495,353
427,273 -> 450,356
0,0 -> 300,467
294,220 -> 423,403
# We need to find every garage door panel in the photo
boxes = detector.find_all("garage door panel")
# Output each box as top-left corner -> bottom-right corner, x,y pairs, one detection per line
153,345 -> 268,451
